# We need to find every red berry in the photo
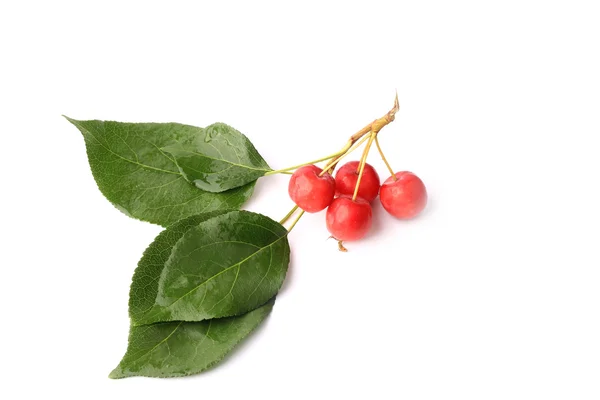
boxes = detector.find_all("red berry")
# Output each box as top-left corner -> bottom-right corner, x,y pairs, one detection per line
380,171 -> 427,219
326,196 -> 373,241
288,165 -> 336,213
334,161 -> 380,202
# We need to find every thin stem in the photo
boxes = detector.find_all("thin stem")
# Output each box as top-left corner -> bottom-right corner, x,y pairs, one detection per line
352,133 -> 376,201
279,205 -> 299,225
320,134 -> 370,176
287,210 -> 305,232
319,140 -> 354,175
319,144 -> 352,176
324,134 -> 371,174
374,136 -> 397,180
345,134 -> 371,157
320,93 -> 400,176
265,152 -> 343,176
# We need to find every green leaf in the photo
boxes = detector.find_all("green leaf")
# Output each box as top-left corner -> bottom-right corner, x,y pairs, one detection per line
110,298 -> 274,379
65,118 -> 255,227
129,210 -> 231,321
130,210 -> 290,326
162,122 -> 271,192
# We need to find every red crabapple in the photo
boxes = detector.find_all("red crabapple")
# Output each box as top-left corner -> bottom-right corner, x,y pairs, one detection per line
334,161 -> 380,203
326,196 -> 373,241
379,171 -> 427,219
288,165 -> 336,213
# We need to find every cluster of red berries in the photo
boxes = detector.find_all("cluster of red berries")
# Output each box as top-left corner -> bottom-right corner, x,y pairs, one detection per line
288,162 -> 427,243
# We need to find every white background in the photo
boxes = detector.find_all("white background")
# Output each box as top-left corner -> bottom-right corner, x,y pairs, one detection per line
1,1 -> 599,399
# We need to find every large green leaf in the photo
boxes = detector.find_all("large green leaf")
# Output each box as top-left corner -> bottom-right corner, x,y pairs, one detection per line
65,118 -> 255,227
110,299 -> 275,379
130,210 -> 290,326
129,210 -> 231,321
163,122 -> 271,192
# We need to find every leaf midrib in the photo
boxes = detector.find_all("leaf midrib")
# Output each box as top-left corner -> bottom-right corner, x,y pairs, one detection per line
79,121 -> 181,176
170,148 -> 271,173
137,234 -> 287,324
120,321 -> 185,369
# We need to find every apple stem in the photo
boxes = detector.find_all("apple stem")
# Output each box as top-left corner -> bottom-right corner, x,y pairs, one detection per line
319,93 -> 400,177
265,151 -> 344,176
352,132 -> 376,201
321,134 -> 370,175
374,136 -> 397,180
287,210 -> 305,232
279,205 -> 299,225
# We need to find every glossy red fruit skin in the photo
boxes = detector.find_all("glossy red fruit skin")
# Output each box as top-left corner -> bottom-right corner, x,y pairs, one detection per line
334,161 -> 380,202
288,165 -> 336,213
326,196 -> 373,241
380,171 -> 427,219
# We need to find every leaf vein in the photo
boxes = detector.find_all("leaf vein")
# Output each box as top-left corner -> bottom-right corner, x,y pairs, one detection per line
161,235 -> 286,312
84,127 -> 180,175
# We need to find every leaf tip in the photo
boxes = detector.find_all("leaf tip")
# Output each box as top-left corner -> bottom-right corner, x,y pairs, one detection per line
108,366 -> 125,379
63,115 -> 82,128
